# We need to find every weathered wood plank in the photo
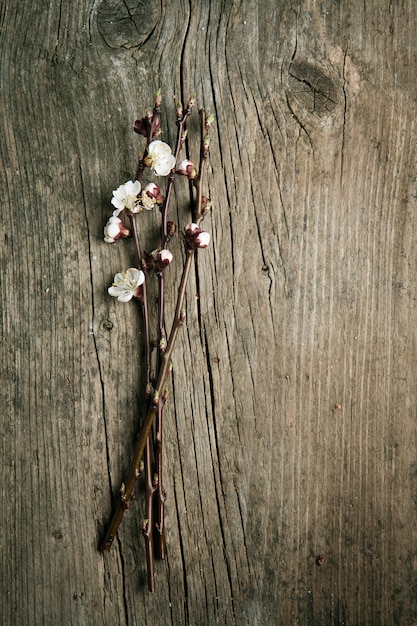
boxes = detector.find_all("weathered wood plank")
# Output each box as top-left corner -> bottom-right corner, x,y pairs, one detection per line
1,0 -> 416,624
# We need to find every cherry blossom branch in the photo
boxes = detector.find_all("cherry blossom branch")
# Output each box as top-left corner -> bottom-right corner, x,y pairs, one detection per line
100,109 -> 211,555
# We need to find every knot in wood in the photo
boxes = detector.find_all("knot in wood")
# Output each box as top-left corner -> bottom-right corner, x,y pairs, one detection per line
97,0 -> 160,49
287,61 -> 339,117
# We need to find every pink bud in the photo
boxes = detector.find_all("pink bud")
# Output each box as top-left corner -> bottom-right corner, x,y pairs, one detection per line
104,216 -> 131,243
184,223 -> 201,236
194,231 -> 210,248
157,249 -> 173,268
177,159 -> 197,179
144,182 -> 163,202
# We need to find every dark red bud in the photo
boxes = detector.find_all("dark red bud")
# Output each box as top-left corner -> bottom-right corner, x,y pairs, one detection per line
133,119 -> 148,137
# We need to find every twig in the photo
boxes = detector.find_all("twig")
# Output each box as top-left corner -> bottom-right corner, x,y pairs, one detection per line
143,436 -> 156,591
128,212 -> 156,591
151,98 -> 195,559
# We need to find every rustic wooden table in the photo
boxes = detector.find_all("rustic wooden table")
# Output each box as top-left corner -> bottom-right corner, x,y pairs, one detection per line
1,1 -> 416,624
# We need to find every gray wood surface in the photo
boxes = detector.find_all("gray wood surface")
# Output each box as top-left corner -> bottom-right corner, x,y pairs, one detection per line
1,1 -> 416,624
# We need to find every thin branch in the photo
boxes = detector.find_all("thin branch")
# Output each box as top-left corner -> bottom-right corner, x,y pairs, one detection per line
100,247 -> 196,552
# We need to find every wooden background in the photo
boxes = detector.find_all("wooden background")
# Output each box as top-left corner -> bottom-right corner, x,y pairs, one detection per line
1,0 -> 416,624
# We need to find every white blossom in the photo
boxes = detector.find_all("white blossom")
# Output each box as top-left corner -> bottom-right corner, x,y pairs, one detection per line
111,180 -> 141,216
108,268 -> 145,302
144,140 -> 176,176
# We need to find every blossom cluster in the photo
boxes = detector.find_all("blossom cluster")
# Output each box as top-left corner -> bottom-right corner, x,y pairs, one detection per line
104,138 -> 211,303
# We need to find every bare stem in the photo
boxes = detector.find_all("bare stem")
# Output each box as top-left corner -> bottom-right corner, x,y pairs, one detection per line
143,436 -> 156,592
128,211 -> 156,590
129,214 -> 152,382
153,401 -> 166,559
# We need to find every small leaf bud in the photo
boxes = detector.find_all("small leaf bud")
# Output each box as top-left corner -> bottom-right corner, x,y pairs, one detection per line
167,221 -> 177,237
205,112 -> 215,128
187,94 -> 196,110
201,196 -> 213,216
175,99 -> 183,119
154,88 -> 162,108
159,336 -> 167,352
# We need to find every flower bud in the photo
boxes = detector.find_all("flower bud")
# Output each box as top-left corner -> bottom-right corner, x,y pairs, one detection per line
133,119 -> 148,137
104,216 -> 131,243
177,159 -> 197,179
184,223 -> 201,236
167,221 -> 177,237
145,248 -> 174,272
194,231 -> 210,248
183,223 -> 210,249
157,249 -> 173,269
144,182 -> 163,204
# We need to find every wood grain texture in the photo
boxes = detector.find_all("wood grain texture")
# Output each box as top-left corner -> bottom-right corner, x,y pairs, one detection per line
1,0 -> 416,624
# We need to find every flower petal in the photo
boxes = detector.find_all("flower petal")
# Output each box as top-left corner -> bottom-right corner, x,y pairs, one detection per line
117,292 -> 134,302
126,268 -> 145,287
